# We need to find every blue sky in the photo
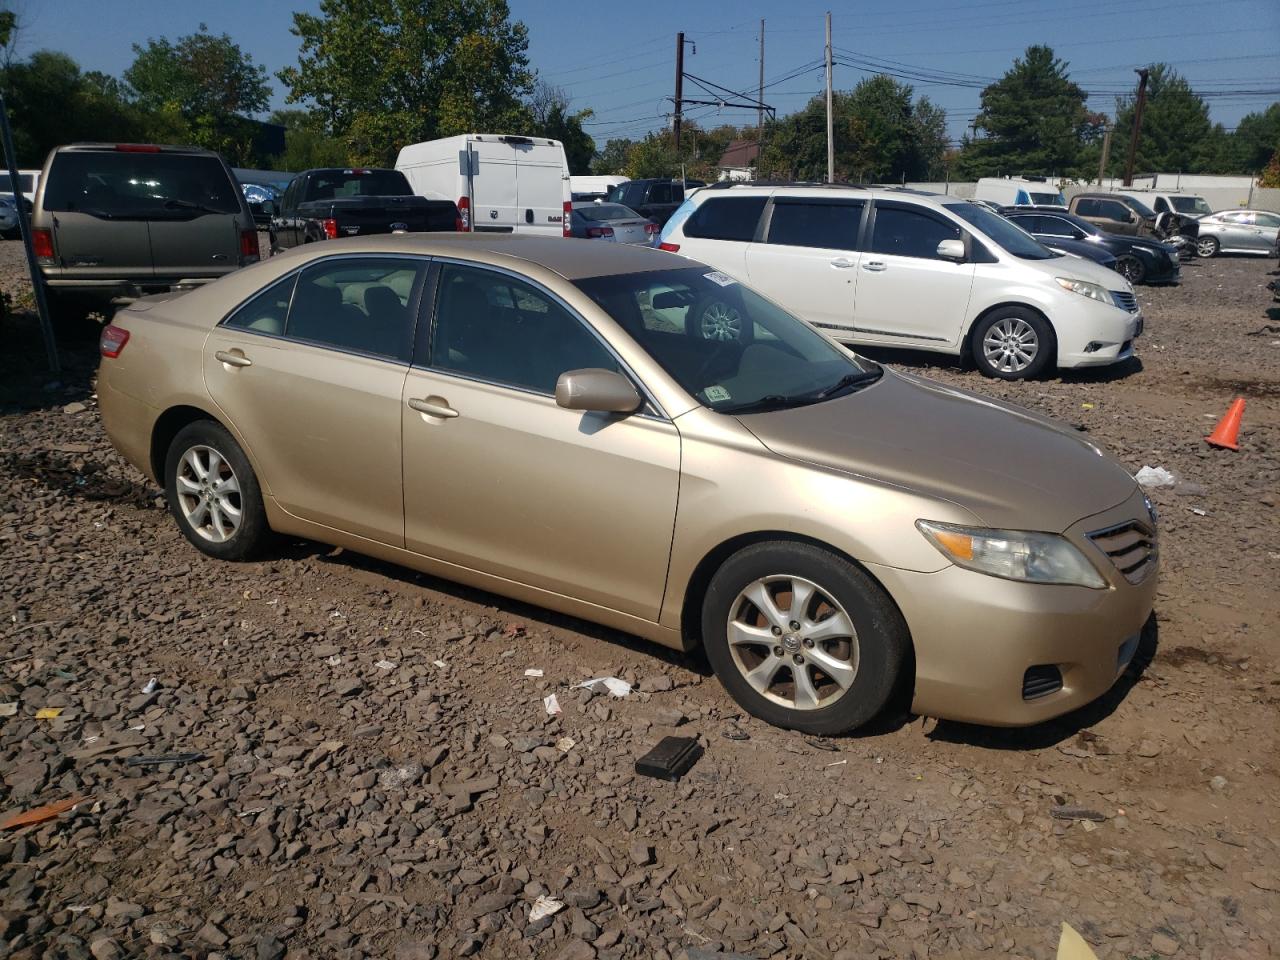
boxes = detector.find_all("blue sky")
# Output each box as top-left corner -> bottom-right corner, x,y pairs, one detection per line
17,0 -> 1280,149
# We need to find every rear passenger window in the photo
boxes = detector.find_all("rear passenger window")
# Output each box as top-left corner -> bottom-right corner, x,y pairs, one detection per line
767,200 -> 862,250
869,206 -> 960,260
286,258 -> 422,361
684,197 -> 766,242
224,274 -> 298,336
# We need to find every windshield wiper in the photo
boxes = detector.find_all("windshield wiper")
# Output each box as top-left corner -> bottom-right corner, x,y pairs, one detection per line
809,369 -> 883,400
163,198 -> 227,215
718,394 -> 811,415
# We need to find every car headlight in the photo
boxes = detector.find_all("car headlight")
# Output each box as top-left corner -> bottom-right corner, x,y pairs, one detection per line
1055,277 -> 1110,303
916,520 -> 1107,588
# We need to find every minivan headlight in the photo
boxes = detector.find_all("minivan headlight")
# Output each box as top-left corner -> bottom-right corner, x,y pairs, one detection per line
916,520 -> 1107,588
1055,277 -> 1110,303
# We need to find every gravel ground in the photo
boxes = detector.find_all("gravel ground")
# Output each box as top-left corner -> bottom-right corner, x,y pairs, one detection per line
1,240 -> 1278,960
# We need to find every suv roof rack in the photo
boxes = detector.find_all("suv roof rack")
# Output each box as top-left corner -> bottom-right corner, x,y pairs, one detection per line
702,180 -> 868,191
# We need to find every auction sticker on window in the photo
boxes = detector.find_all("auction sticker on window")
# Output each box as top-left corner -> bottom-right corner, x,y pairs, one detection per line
704,385 -> 731,402
703,271 -> 737,287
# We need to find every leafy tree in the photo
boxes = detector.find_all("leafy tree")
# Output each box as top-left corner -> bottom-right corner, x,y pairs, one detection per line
529,83 -> 594,174
956,46 -> 1094,178
125,25 -> 271,163
1231,103 -> 1280,172
278,0 -> 534,167
269,109 -> 348,171
591,137 -> 633,175
622,130 -> 680,179
1111,64 -> 1222,175
1260,147 -> 1280,188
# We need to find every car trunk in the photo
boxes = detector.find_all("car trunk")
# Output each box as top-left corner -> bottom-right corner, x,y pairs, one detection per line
609,219 -> 651,245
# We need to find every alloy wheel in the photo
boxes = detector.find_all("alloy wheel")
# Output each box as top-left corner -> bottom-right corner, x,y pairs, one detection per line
725,575 -> 859,710
175,445 -> 243,543
982,317 -> 1039,374
1195,237 -> 1218,258
699,302 -> 743,341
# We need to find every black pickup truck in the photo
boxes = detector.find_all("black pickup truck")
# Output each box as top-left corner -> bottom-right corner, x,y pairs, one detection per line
269,167 -> 457,250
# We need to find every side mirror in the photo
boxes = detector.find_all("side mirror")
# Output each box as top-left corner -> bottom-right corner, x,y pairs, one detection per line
936,238 -> 966,261
555,368 -> 642,414
262,200 -> 275,216
1127,211 -> 1138,223
1072,230 -> 1087,240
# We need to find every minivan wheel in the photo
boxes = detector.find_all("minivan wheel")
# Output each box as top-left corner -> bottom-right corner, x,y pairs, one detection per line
1196,236 -> 1219,258
1116,255 -> 1146,283
701,541 -> 907,735
164,420 -> 268,561
972,307 -> 1054,380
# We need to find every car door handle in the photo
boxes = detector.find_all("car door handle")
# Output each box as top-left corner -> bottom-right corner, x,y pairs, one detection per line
862,261 -> 887,272
407,397 -> 459,419
830,257 -> 856,268
214,350 -> 252,368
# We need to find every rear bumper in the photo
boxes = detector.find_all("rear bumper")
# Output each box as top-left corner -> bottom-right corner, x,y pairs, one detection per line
43,275 -> 221,300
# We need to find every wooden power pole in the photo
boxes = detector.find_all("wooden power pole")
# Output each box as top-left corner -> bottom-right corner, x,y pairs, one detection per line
825,12 -> 834,183
1097,125 -> 1113,185
757,19 -> 765,143
673,32 -> 685,151
1123,68 -> 1149,187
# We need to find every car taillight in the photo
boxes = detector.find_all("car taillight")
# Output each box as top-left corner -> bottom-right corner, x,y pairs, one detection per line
32,227 -> 55,262
321,218 -> 339,240
99,324 -> 130,358
240,228 -> 259,261
457,197 -> 471,232
644,223 -> 659,235
563,200 -> 572,238
659,241 -> 680,252
586,226 -> 615,239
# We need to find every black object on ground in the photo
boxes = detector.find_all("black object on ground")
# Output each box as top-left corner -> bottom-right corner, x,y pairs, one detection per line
636,736 -> 703,781
125,752 -> 207,767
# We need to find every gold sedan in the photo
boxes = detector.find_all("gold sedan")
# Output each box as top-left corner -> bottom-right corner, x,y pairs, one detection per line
97,235 -> 1157,734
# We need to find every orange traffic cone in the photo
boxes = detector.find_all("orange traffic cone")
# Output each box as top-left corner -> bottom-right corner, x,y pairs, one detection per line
1205,398 -> 1246,450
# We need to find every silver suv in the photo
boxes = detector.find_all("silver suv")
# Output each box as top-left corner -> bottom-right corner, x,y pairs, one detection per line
31,143 -> 259,310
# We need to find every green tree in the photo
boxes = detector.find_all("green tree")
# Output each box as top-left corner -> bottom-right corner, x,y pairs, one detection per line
956,46 -> 1094,178
529,83 -> 594,174
591,137 -> 633,175
1259,147 -> 1280,188
622,130 -> 680,179
125,25 -> 271,163
1111,64 -> 1221,175
269,109 -> 348,171
278,0 -> 534,167
1230,103 -> 1280,172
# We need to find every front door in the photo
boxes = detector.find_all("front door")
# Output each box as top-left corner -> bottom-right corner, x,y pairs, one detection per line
851,202 -> 975,346
401,262 -> 680,620
204,256 -> 425,545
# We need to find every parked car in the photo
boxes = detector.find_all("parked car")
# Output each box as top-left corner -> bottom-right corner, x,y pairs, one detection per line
0,195 -> 20,238
96,234 -> 1157,734
1069,193 -> 1199,253
1035,235 -> 1119,271
568,202 -> 658,244
659,183 -> 1142,380
270,167 -> 457,251
607,179 -> 704,227
31,143 -> 259,309
396,134 -> 569,237
1193,209 -> 1280,257
974,176 -> 1065,208
571,174 -> 629,203
240,182 -> 280,227
1001,207 -> 1180,284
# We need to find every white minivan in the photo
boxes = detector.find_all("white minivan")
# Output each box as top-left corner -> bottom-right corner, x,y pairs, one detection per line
659,183 -> 1142,380
395,134 -> 570,237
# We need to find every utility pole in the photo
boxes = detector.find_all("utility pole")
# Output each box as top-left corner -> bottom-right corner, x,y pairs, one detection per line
757,19 -> 765,144
1097,124 -> 1113,185
825,11 -> 834,183
1123,68 -> 1149,188
673,32 -> 685,152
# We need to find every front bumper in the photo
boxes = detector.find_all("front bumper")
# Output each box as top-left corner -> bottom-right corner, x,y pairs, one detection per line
868,487 -> 1157,726
1056,304 -> 1143,369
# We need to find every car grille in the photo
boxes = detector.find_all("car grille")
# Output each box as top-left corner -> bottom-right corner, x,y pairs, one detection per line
1111,290 -> 1139,313
1087,520 -> 1157,584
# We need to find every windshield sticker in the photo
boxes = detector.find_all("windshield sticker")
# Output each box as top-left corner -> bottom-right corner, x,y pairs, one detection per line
704,385 -> 731,402
703,271 -> 737,287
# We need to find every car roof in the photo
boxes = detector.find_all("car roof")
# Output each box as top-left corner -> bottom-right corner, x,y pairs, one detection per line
690,181 -> 957,208
266,233 -> 685,280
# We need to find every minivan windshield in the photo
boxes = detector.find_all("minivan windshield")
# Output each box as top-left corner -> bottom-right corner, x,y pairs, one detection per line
1172,196 -> 1212,216
574,267 -> 880,414
42,152 -> 240,219
944,202 -> 1058,260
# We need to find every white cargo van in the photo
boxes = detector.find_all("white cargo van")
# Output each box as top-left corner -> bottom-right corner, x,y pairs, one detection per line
975,176 -> 1066,208
395,134 -> 570,237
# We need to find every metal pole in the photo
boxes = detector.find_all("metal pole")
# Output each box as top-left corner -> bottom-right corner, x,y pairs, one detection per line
1097,126 -> 1112,185
757,19 -> 765,149
0,94 -> 59,373
825,12 -> 834,183
1123,68 -> 1149,188
673,32 -> 684,153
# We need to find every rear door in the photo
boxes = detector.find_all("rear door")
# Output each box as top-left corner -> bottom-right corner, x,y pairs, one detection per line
744,197 -> 864,335
468,139 -> 519,233
513,143 -> 567,236
678,195 -> 766,277
39,150 -> 154,280
132,152 -> 246,280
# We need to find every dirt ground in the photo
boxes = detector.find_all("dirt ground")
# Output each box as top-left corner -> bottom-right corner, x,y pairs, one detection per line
1,240 -> 1277,960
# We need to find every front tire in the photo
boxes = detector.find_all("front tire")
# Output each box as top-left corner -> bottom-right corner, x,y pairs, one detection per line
971,307 -> 1054,380
1196,236 -> 1219,258
164,420 -> 268,561
1116,255 -> 1147,284
701,541 -> 907,735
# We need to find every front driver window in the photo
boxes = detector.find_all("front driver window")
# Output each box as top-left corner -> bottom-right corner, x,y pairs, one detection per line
430,264 -> 619,394
870,206 -> 961,260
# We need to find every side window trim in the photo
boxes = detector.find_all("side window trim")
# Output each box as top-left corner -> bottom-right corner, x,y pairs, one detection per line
419,256 -> 669,420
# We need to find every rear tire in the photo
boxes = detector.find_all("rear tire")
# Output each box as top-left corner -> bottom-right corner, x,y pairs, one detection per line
701,541 -> 907,735
165,420 -> 269,561
971,307 -> 1054,380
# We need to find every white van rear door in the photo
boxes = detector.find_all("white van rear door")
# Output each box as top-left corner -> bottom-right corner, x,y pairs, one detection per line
469,139 -> 519,233
514,144 -> 567,236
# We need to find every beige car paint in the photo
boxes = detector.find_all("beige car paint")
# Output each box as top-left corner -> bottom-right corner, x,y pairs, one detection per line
98,233 -> 1157,728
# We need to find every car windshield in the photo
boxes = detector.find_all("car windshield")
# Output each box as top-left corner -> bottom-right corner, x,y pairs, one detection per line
575,203 -> 639,222
574,267 -> 880,414
1029,191 -> 1064,205
42,151 -> 240,218
1127,197 -> 1156,218
945,202 -> 1057,260
1172,196 -> 1211,215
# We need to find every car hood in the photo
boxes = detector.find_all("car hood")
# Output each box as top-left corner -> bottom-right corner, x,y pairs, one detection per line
1107,234 -> 1175,256
1021,250 -> 1127,290
737,369 -> 1138,533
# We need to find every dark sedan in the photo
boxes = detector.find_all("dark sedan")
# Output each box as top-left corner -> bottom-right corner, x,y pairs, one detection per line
568,202 -> 658,245
1002,207 -> 1179,284
1037,236 -> 1118,272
